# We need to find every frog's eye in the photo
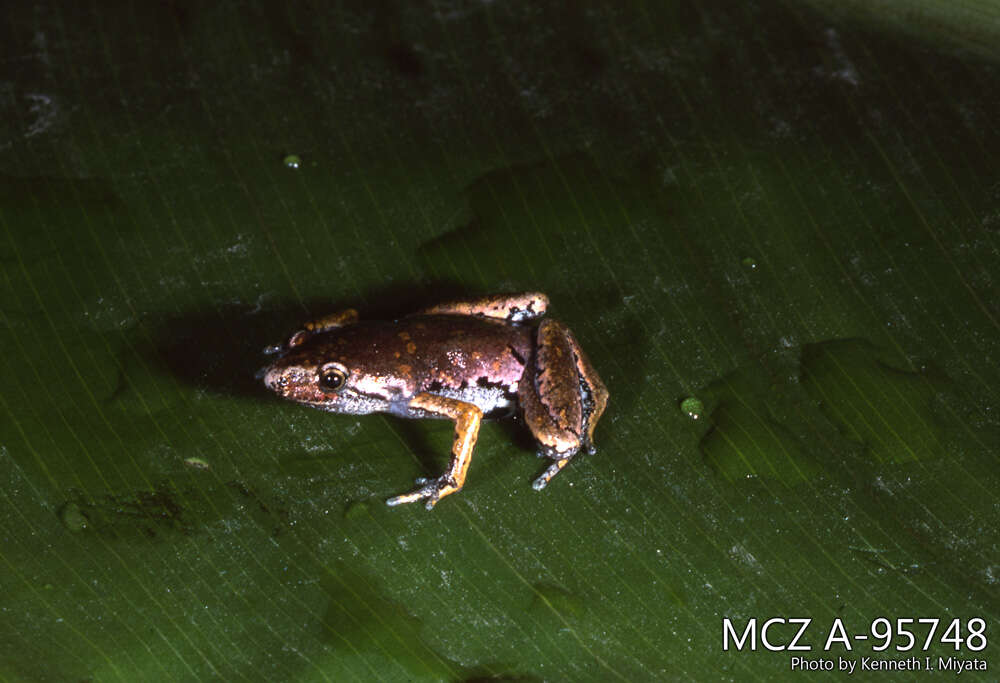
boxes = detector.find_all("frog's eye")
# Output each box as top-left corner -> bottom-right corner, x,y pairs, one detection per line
318,363 -> 348,393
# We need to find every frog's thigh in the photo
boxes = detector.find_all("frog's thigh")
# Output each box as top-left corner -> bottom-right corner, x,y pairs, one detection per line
562,323 -> 608,450
414,292 -> 549,322
521,319 -> 587,457
410,393 -> 483,493
523,319 -> 609,455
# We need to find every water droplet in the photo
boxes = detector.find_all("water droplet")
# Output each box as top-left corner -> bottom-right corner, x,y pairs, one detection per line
183,457 -> 210,470
344,500 -> 371,520
58,502 -> 89,531
680,396 -> 704,420
283,154 -> 302,169
741,256 -> 757,270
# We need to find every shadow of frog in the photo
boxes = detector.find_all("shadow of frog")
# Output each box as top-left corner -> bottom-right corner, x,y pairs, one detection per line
147,282 -> 470,400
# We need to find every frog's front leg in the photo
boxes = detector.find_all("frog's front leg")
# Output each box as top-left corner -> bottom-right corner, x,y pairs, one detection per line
264,309 -> 361,354
386,393 -> 483,510
288,308 -> 359,347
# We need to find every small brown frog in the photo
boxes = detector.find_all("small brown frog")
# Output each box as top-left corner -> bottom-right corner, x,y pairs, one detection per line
262,293 -> 608,509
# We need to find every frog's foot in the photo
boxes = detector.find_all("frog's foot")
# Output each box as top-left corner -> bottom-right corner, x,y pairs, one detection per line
386,475 -> 459,510
532,452 -> 577,491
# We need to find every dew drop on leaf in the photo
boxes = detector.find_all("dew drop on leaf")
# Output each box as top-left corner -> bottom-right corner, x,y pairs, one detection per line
680,396 -> 704,420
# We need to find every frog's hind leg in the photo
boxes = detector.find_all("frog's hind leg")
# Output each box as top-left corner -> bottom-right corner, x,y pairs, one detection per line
412,292 -> 549,322
521,318 -> 609,490
532,456 -> 573,491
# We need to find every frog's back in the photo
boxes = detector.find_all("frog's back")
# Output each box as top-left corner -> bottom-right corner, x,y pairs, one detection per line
328,315 -> 533,400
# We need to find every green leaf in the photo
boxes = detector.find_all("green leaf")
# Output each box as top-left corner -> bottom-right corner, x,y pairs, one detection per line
2,1 -> 999,680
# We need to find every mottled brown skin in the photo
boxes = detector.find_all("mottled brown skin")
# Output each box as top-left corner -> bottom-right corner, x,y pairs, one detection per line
263,292 -> 608,508
520,318 -> 609,489
418,292 -> 549,322
268,317 -> 533,412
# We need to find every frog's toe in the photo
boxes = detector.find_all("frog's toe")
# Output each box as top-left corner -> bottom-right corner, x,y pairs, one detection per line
386,482 -> 434,507
532,456 -> 573,491
386,475 -> 457,509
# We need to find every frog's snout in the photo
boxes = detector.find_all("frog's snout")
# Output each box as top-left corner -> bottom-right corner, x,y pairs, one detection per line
262,365 -> 290,392
262,363 -> 332,406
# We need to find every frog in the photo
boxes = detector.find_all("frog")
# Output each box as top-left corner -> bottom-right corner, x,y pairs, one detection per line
262,292 -> 609,509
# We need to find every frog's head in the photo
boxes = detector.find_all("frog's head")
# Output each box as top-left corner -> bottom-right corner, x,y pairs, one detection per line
262,348 -> 334,406
262,328 -> 404,415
